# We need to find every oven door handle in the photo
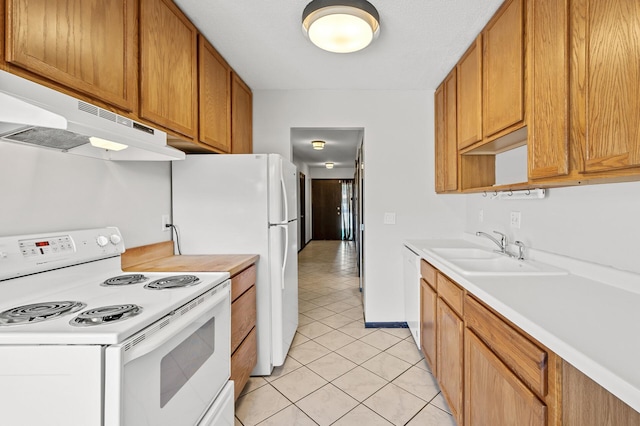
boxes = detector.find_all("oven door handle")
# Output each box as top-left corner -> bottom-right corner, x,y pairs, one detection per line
119,283 -> 229,363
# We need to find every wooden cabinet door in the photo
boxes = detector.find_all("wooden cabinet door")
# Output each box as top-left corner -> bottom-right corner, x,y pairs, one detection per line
577,0 -> 640,173
198,36 -> 231,153
444,69 -> 458,191
437,298 -> 464,425
231,72 -> 253,154
435,83 -> 446,193
563,361 -> 640,426
5,0 -> 137,111
483,0 -> 525,138
420,278 -> 437,374
457,36 -> 483,149
465,330 -> 546,426
528,0 -> 569,180
140,0 -> 197,138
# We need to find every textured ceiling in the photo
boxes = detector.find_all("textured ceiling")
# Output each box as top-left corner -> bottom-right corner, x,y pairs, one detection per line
174,0 -> 505,91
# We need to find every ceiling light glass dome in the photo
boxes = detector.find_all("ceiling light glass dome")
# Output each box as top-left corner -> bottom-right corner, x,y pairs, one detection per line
302,0 -> 380,53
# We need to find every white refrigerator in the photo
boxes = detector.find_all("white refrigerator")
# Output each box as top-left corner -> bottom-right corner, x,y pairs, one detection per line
171,153 -> 298,376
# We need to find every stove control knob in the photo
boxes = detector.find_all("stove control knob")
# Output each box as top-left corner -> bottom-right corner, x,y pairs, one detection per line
110,234 -> 122,245
96,235 -> 109,247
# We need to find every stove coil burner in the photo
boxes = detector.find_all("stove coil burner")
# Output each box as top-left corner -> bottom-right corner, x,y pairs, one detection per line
102,274 -> 148,287
0,301 -> 87,326
144,275 -> 201,290
70,304 -> 143,327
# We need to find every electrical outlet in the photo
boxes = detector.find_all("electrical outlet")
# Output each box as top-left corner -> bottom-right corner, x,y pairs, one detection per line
162,214 -> 170,232
510,211 -> 521,229
478,209 -> 484,223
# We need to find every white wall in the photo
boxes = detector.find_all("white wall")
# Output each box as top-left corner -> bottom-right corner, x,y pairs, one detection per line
253,90 -> 466,323
466,180 -> 640,275
0,142 -> 172,248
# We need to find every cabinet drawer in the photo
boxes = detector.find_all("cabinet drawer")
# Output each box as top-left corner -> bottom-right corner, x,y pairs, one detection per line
465,295 -> 547,398
231,327 -> 257,401
437,273 -> 464,316
231,285 -> 256,353
231,264 -> 256,302
420,260 -> 437,289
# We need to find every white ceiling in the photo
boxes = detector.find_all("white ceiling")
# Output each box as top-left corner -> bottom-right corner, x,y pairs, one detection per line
291,128 -> 363,169
173,0 -> 504,165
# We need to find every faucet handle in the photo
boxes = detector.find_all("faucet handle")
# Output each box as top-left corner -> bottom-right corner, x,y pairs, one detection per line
493,231 -> 508,248
514,241 -> 525,260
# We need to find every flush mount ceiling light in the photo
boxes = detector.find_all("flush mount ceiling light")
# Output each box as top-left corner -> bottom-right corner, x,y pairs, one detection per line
325,162 -> 334,169
312,140 -> 326,150
302,0 -> 380,53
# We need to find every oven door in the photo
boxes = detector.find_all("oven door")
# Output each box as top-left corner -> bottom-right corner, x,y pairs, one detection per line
104,281 -> 231,426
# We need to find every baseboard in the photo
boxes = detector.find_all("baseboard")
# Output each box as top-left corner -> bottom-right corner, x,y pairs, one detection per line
364,321 -> 408,329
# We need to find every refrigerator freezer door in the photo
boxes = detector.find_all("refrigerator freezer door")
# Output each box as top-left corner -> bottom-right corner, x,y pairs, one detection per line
268,154 -> 298,224
269,220 -> 298,367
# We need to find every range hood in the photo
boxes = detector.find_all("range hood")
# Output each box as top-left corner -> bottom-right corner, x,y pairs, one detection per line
0,71 -> 185,161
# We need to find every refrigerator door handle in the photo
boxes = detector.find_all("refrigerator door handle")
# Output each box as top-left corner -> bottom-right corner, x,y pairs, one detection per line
280,162 -> 288,223
281,224 -> 288,290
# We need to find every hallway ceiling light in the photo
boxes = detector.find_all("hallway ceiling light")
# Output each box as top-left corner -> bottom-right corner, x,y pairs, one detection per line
302,0 -> 380,53
312,140 -> 326,150
325,162 -> 334,169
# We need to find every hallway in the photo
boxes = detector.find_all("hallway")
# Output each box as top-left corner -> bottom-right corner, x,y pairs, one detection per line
234,241 -> 455,425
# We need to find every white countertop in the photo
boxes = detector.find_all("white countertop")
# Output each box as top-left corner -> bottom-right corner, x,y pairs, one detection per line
405,238 -> 640,413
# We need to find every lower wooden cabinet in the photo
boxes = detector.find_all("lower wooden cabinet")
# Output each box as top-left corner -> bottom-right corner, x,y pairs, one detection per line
465,330 -> 546,426
420,278 -> 437,373
231,327 -> 257,401
418,259 -> 563,426
230,264 -> 257,400
437,298 -> 464,425
563,361 -> 640,426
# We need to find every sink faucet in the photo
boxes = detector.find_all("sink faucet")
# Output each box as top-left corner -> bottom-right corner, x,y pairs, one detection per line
476,231 -> 507,253
476,231 -> 526,260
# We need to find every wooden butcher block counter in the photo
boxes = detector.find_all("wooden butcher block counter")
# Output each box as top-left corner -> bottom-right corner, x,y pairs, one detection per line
122,241 -> 259,401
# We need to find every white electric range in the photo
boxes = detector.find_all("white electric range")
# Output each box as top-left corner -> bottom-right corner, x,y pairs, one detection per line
0,227 -> 234,426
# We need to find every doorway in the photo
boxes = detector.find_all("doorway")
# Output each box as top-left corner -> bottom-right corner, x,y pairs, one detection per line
312,179 -> 354,240
299,172 -> 306,251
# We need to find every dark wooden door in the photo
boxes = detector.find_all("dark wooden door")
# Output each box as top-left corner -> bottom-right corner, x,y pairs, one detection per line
312,179 -> 342,240
299,172 -> 306,250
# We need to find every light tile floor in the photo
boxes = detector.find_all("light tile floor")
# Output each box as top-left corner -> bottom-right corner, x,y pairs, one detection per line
235,241 -> 456,426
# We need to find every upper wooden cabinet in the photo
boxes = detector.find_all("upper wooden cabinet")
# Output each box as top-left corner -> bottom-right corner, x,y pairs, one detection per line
198,36 -> 232,153
434,83 -> 446,193
528,0 -> 569,180
482,0 -> 525,139
575,0 -> 640,174
231,72 -> 253,154
457,36 -> 483,150
140,0 -> 197,139
4,0 -> 137,111
444,70 -> 458,191
435,70 -> 458,193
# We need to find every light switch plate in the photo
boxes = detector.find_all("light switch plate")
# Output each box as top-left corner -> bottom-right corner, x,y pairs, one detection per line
510,211 -> 521,229
383,212 -> 396,225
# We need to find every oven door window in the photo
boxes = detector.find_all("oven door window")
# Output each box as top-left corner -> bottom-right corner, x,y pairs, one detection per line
161,317 -> 215,407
